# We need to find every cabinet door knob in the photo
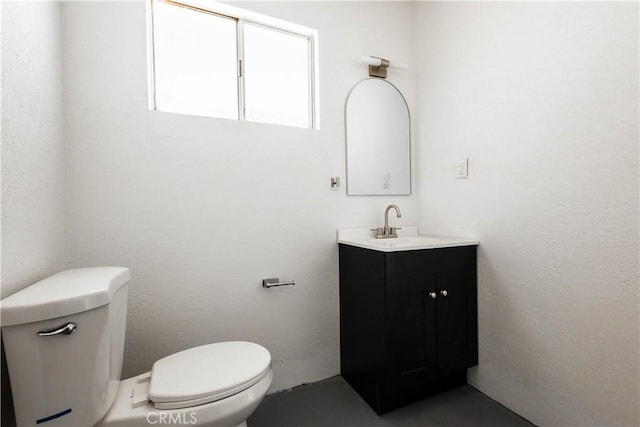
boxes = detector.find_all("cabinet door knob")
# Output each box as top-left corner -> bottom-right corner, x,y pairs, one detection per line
428,292 -> 437,299
440,290 -> 448,297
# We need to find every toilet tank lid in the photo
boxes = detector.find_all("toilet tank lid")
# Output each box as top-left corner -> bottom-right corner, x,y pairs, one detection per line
1,267 -> 130,326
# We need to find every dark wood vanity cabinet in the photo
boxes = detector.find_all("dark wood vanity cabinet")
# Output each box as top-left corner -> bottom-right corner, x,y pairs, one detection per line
339,244 -> 478,414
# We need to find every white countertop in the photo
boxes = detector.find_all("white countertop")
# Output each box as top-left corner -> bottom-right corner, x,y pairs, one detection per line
337,227 -> 478,252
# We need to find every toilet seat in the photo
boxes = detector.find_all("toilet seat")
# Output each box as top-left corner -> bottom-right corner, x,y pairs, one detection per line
149,341 -> 271,410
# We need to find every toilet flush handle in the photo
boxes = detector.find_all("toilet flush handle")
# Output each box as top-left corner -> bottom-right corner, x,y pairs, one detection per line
37,322 -> 76,337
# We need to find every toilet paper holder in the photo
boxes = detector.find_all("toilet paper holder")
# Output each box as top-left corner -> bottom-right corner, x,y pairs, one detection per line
262,278 -> 295,288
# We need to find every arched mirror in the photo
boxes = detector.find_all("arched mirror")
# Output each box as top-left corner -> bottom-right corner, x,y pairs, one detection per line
345,78 -> 411,195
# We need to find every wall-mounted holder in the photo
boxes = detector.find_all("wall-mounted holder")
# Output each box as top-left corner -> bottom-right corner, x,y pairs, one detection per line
331,177 -> 340,190
262,278 -> 295,288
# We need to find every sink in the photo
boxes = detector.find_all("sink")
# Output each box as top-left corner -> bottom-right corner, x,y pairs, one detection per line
337,226 -> 478,252
366,236 -> 452,249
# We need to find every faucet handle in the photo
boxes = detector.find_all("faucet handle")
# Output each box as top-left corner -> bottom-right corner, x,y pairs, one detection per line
387,227 -> 401,238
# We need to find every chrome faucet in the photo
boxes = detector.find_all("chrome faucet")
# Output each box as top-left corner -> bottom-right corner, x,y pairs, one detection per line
373,204 -> 402,239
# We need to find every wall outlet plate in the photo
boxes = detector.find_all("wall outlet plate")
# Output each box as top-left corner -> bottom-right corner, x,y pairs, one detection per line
456,158 -> 468,179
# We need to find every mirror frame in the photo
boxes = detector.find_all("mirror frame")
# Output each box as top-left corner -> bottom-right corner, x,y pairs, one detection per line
344,78 -> 411,196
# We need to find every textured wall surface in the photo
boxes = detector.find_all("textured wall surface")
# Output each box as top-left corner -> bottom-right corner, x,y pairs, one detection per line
1,2 -> 67,425
414,2 -> 639,426
1,2 -> 66,297
61,1 -> 417,392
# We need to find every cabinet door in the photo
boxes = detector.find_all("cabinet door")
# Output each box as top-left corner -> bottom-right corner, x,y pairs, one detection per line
436,270 -> 471,376
385,277 -> 437,388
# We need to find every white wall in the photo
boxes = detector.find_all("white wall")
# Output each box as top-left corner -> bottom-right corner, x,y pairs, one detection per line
414,2 -> 639,426
1,2 -> 67,425
61,1 -> 417,392
1,1 -> 67,298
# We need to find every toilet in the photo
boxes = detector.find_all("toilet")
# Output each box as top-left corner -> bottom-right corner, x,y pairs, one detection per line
1,267 -> 273,427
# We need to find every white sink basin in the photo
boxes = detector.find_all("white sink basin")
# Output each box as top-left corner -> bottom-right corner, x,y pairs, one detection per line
337,227 -> 478,252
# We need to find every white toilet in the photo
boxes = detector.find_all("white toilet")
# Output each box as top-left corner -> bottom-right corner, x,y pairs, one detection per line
1,267 -> 273,427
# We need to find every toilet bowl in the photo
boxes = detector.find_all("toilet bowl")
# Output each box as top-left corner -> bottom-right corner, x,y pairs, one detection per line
1,267 -> 272,427
98,342 -> 273,427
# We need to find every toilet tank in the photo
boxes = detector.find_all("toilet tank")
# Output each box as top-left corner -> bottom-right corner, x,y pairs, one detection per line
1,267 -> 130,427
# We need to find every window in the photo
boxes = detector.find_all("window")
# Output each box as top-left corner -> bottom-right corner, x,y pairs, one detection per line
147,0 -> 319,129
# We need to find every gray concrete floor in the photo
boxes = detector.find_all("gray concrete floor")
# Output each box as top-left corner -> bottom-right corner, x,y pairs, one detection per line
249,376 -> 535,427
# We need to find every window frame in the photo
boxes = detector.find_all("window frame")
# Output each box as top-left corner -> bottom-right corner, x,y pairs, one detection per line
146,0 -> 320,129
